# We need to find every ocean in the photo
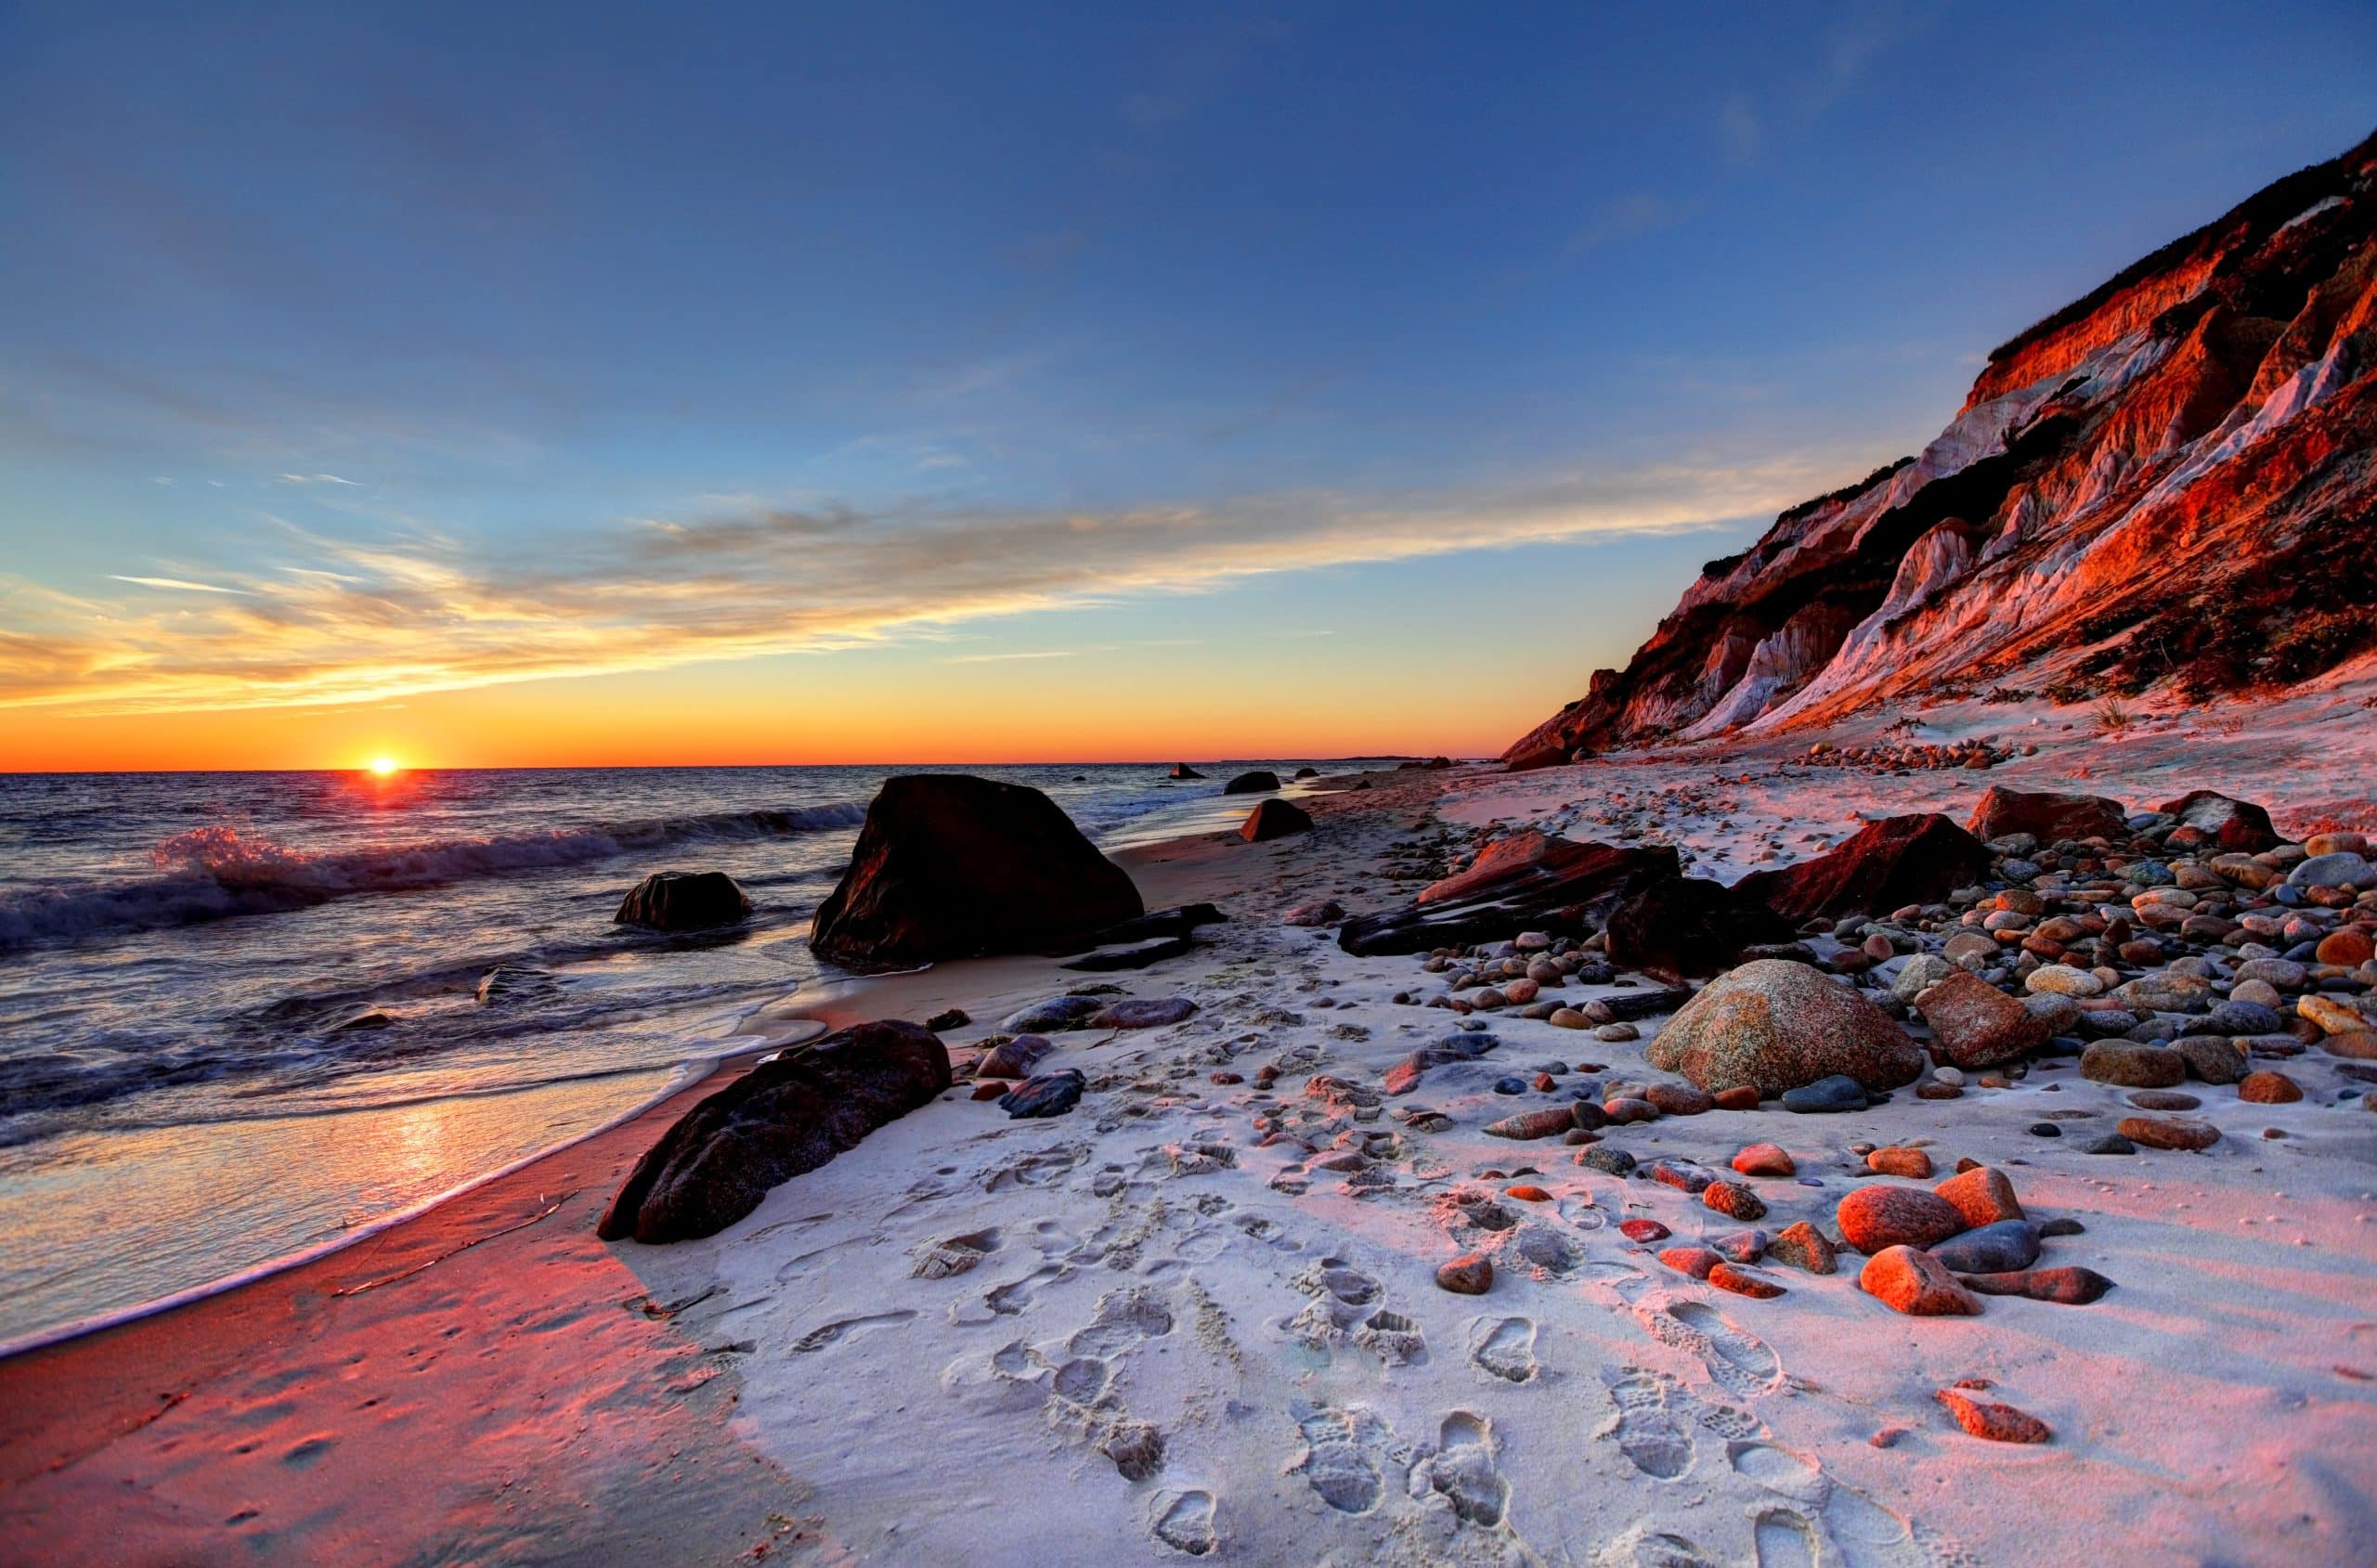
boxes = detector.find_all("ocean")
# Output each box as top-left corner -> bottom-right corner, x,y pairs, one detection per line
0,761 -> 1323,1352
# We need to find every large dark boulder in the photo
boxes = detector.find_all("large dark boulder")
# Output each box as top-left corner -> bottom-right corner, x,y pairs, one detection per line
810,775 -> 1142,968
2157,789 -> 2280,851
1735,813 -> 1990,924
1223,770 -> 1280,795
597,1019 -> 950,1243
1604,875 -> 1795,984
615,870 -> 753,930
1169,763 -> 1204,779
1338,832 -> 1679,955
1965,786 -> 2127,845
1240,798 -> 1313,842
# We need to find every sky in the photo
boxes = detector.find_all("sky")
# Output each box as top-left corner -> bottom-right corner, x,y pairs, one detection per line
2,1 -> 2372,771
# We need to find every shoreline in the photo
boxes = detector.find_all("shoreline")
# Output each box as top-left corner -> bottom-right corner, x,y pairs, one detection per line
5,734 -> 2372,1562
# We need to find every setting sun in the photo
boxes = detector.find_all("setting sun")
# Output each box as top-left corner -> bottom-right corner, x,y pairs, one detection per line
368,756 -> 400,776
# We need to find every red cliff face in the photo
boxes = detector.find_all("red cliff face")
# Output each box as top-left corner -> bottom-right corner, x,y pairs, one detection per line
1508,131 -> 2377,768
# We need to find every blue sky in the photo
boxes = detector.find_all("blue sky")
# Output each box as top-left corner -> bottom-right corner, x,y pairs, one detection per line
2,1 -> 2372,767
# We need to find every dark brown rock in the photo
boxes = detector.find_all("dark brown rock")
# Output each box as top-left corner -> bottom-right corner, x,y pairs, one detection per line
1240,798 -> 1314,842
811,775 -> 1142,968
599,1020 -> 951,1243
1767,1221 -> 1839,1275
1222,770 -> 1280,795
2081,1041 -> 2187,1088
1965,786 -> 2126,845
1708,1263 -> 1786,1299
1957,1266 -> 2115,1304
1734,813 -> 1992,924
1933,1166 -> 2024,1228
1604,875 -> 1795,984
2237,1069 -> 2303,1103
1703,1181 -> 1768,1221
1337,834 -> 1681,956
2157,790 -> 2280,852
2116,1114 -> 2222,1150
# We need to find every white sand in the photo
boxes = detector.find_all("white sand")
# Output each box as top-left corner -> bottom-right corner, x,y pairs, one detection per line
623,708 -> 2377,1566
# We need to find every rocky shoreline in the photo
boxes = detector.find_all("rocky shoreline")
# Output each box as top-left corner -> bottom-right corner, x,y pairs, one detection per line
4,739 -> 2372,1564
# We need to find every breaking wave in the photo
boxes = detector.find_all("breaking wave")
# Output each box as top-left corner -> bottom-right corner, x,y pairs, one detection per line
0,801 -> 866,953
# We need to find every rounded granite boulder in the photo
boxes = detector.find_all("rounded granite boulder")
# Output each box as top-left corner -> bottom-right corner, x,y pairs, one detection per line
1647,959 -> 1924,1095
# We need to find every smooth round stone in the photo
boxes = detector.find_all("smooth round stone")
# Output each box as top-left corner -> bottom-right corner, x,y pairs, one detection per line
2081,1041 -> 2186,1088
2204,1000 -> 2283,1035
2289,852 -> 2376,889
2026,964 -> 2104,998
1577,1147 -> 1636,1176
2116,1114 -> 2221,1149
1595,1021 -> 1640,1042
1780,1074 -> 1868,1113
2128,1089 -> 2202,1111
2238,1069 -> 2303,1103
1492,1076 -> 1527,1095
2083,1134 -> 2137,1155
1548,1007 -> 1590,1030
2028,1121 -> 2062,1137
1929,1219 -> 2042,1274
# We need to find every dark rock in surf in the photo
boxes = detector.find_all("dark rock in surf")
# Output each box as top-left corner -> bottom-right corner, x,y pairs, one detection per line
1222,771 -> 1281,795
597,1019 -> 950,1243
615,870 -> 753,931
1169,763 -> 1204,779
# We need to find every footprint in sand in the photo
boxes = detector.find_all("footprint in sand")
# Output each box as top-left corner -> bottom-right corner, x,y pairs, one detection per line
1354,1309 -> 1427,1367
912,1227 -> 1003,1280
1469,1316 -> 1539,1383
1600,1523 -> 1719,1567
1665,1301 -> 1782,1395
1152,1490 -> 1218,1556
1727,1440 -> 1827,1504
1754,1508 -> 1823,1568
1051,1355 -> 1112,1404
1427,1411 -> 1510,1527
1067,1286 -> 1176,1356
984,1264 -> 1070,1318
1291,1404 -> 1395,1514
1600,1367 -> 1694,1480
791,1310 -> 916,1354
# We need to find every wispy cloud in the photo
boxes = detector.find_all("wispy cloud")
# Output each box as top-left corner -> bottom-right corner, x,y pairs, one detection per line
277,472 -> 363,486
1,454 -> 1844,717
107,574 -> 253,595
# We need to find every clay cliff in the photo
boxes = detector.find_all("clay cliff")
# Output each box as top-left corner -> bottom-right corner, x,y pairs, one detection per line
1508,130 -> 2377,768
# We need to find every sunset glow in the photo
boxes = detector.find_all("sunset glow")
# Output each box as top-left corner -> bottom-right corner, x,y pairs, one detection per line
368,757 -> 400,776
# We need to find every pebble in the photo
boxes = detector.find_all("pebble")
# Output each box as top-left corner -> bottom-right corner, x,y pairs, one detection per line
1935,1387 -> 2049,1443
2116,1114 -> 2222,1150
1838,1186 -> 1968,1252
1934,1169 -> 2024,1229
1704,1181 -> 1767,1221
1714,1086 -> 1762,1111
1711,1228 -> 1766,1263
1435,1254 -> 1494,1294
1929,1220 -> 2042,1274
1595,1021 -> 1641,1042
1604,1097 -> 1660,1124
1504,1184 -> 1552,1202
1618,1218 -> 1671,1242
2127,1089 -> 2202,1110
1549,1008 -> 1591,1030
1861,1245 -> 1982,1315
1708,1263 -> 1786,1299
1781,1074 -> 1868,1113
1657,1246 -> 1722,1280
1653,1160 -> 1716,1195
2175,1035 -> 2247,1084
1767,1221 -> 1838,1275
2081,1041 -> 2186,1088
1867,1147 -> 1933,1179
1578,1147 -> 1637,1176
1732,1143 -> 1796,1177
2238,1069 -> 2304,1104
1644,1082 -> 1714,1116
1484,1107 -> 1578,1140
998,1069 -> 1086,1119
2083,1134 -> 2137,1155
2028,1121 -> 2061,1137
1492,1076 -> 1526,1095
1091,997 -> 1199,1029
1958,1265 -> 2114,1304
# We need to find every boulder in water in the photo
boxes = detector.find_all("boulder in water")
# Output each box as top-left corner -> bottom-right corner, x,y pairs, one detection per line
597,1019 -> 950,1243
810,774 -> 1142,968
615,870 -> 753,931
1169,763 -> 1204,780
1222,770 -> 1280,795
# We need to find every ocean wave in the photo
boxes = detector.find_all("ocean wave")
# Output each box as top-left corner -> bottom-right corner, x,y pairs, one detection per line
0,800 -> 866,952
